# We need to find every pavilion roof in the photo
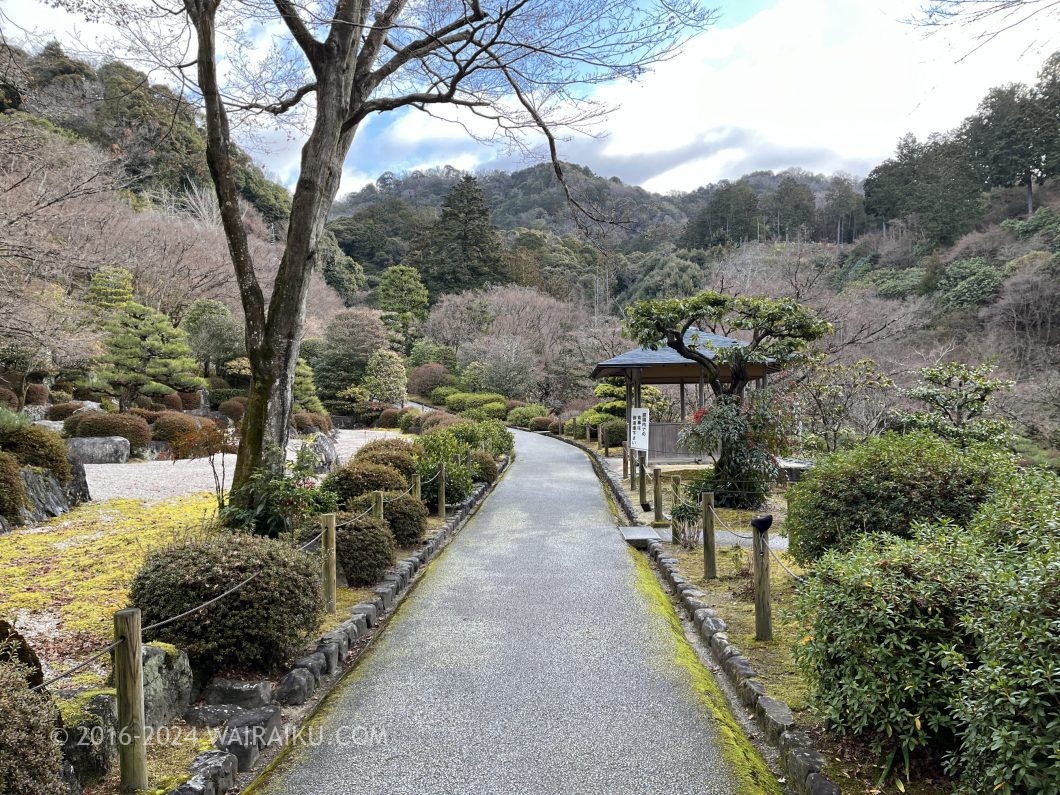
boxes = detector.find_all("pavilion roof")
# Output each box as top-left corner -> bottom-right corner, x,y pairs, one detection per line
591,330 -> 774,384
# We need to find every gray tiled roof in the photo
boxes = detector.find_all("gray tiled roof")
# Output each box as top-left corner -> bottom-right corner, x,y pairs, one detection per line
594,330 -> 744,369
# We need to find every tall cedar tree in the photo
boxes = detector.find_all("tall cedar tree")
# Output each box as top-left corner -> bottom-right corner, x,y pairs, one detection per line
96,302 -> 206,410
411,177 -> 506,297
376,265 -> 429,354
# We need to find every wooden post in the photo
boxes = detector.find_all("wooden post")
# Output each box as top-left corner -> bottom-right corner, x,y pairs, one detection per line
466,449 -> 473,469
702,492 -> 716,579
113,608 -> 148,794
438,462 -> 446,519
638,453 -> 647,509
653,467 -> 663,523
413,473 -> 422,501
622,443 -> 629,479
670,475 -> 682,543
601,425 -> 609,457
753,521 -> 773,641
585,424 -> 591,443
372,491 -> 384,520
322,513 -> 336,614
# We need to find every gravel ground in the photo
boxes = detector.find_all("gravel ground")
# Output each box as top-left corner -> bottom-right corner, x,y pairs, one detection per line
83,429 -> 401,502
255,431 -> 755,795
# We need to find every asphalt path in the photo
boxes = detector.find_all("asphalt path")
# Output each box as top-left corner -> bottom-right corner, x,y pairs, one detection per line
257,430 -> 752,795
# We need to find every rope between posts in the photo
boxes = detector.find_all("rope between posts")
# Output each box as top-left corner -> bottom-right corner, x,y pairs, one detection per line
142,571 -> 262,634
30,640 -> 124,692
768,545 -> 807,583
335,505 -> 374,528
383,483 -> 415,503
420,469 -> 440,485
298,530 -> 324,551
709,506 -> 754,540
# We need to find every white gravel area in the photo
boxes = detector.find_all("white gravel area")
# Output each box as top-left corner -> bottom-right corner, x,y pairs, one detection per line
83,429 -> 404,503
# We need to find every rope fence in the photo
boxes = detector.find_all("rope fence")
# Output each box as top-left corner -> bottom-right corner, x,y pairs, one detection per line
30,640 -> 124,693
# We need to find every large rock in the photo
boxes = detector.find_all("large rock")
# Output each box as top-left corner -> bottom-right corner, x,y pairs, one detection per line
66,460 -> 90,505
65,436 -> 130,465
34,420 -> 66,433
20,404 -> 49,421
71,401 -> 102,414
303,432 -> 339,474
142,644 -> 194,729
0,618 -> 44,688
202,678 -> 273,709
187,408 -> 232,428
61,692 -> 118,786
19,467 -> 70,523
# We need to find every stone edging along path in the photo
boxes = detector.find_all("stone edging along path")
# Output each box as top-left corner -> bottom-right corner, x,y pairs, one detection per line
545,432 -> 841,795
167,454 -> 513,795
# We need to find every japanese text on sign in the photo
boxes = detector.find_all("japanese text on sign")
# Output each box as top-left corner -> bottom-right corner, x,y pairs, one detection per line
630,408 -> 649,452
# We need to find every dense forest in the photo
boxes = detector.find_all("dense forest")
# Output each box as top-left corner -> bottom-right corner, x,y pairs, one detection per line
1,40 -> 1058,465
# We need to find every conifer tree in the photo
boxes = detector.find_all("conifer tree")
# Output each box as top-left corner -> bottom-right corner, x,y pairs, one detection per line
85,266 -> 134,314
376,265 -> 429,355
292,358 -> 326,414
96,301 -> 206,410
361,350 -> 407,406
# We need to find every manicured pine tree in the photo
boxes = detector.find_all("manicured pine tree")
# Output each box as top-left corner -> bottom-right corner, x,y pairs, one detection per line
376,265 -> 429,355
292,358 -> 326,414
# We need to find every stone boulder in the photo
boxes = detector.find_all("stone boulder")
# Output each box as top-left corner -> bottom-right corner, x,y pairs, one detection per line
202,678 -> 273,709
20,404 -> 49,421
19,467 -> 70,524
187,408 -> 232,429
34,420 -> 66,433
65,436 -> 130,465
142,644 -> 194,729
303,432 -> 339,474
72,401 -> 102,414
0,618 -> 44,688
66,460 -> 90,505
61,691 -> 118,786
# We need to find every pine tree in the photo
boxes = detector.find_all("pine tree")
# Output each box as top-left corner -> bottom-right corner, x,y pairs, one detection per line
95,302 -> 207,410
292,358 -> 325,414
361,350 -> 407,405
410,176 -> 506,296
181,299 -> 245,376
85,266 -> 134,314
376,265 -> 429,355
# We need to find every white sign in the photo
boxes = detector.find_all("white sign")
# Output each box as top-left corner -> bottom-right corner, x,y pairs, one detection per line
629,408 -> 650,452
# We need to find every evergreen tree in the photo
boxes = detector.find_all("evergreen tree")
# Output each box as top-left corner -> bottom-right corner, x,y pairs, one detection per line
318,229 -> 366,306
292,358 -> 326,414
181,299 -> 245,376
85,266 -> 134,314
314,309 -> 389,404
361,349 -> 407,405
376,265 -> 429,355
96,301 -> 206,410
410,176 -> 506,296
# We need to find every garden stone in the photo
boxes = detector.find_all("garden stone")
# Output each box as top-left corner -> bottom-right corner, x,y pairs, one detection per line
184,704 -> 245,727
188,408 -> 232,428
723,653 -> 755,681
34,419 -> 65,433
0,619 -> 43,687
218,705 -> 282,771
20,404 -> 48,420
315,641 -> 340,674
370,594 -> 385,614
304,432 -> 339,474
293,652 -> 327,684
349,612 -> 369,634
0,515 -> 9,535
756,695 -> 794,743
781,730 -> 825,785
320,630 -> 349,658
142,644 -> 193,729
736,677 -> 765,708
276,668 -> 316,706
190,749 -> 238,792
145,441 -> 173,461
374,581 -> 397,609
339,619 -> 361,645
806,773 -> 842,795
72,401 -> 102,413
19,467 -> 70,523
700,616 -> 727,637
203,677 -> 273,709
66,436 -> 130,465
169,775 -> 215,795
66,460 -> 90,504
62,692 -> 117,786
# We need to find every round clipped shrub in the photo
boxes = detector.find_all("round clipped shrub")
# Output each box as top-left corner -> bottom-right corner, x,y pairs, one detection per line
130,407 -> 165,424
548,420 -> 561,434
408,363 -> 454,398
792,530 -> 987,764
179,391 -> 203,410
599,419 -> 627,445
62,410 -> 101,437
376,408 -> 401,428
429,385 -> 460,405
160,392 -> 183,411
348,492 -> 427,547
24,384 -> 49,406
786,432 -> 1007,563
208,388 -> 247,409
150,411 -> 201,443
357,437 -> 419,459
0,451 -> 27,523
471,450 -> 498,484
467,401 -> 507,420
45,402 -> 84,421
0,388 -> 17,409
70,412 -> 151,453
420,411 -> 469,432
129,534 -> 323,675
418,462 -> 472,511
206,375 -> 229,390
335,515 -> 395,586
219,397 -> 248,423
322,461 -> 408,507
293,412 -> 332,435
0,425 -> 71,484
397,408 -> 422,433
0,656 -> 66,795
444,392 -> 507,413
529,416 -> 556,432
49,390 -> 72,405
355,447 -> 416,479
507,404 -> 549,427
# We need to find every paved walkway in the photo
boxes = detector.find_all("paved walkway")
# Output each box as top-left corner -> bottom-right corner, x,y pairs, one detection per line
258,431 -> 760,795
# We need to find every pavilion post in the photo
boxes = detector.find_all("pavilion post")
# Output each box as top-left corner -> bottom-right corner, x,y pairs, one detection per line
635,371 -> 647,511
679,382 -> 686,421
698,366 -> 705,409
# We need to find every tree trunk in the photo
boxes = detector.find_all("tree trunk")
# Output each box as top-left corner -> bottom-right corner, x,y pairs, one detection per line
1026,172 -> 1034,216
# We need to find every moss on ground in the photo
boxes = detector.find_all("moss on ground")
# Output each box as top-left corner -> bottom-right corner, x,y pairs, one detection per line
629,549 -> 782,795
56,688 -> 116,728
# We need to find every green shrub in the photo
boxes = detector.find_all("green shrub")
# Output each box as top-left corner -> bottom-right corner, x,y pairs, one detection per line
0,451 -> 27,523
429,385 -> 460,405
292,411 -> 332,435
222,450 -> 337,537
507,404 -> 549,427
131,535 -> 323,674
218,397 -> 248,423
420,411 -> 469,432
0,651 -> 66,795
466,401 -> 507,420
474,419 -> 514,456
349,492 -> 427,547
528,416 -> 555,432
376,408 -> 401,428
0,387 -> 16,410
356,438 -> 421,460
130,407 -> 165,424
792,530 -> 987,767
206,376 -> 229,390
0,406 -> 29,432
46,402 -> 84,421
208,387 -> 247,409
352,401 -> 388,427
355,448 -> 416,479
160,392 -> 183,411
443,391 -> 507,413
397,408 -> 422,433
0,425 -> 71,484
417,460 -> 473,511
786,433 -> 1007,562
150,411 -> 201,443
599,419 -> 627,445
471,450 -> 498,484
322,461 -> 408,507
948,551 -> 1060,794
69,412 -> 151,453
24,384 -> 49,406
548,420 -> 561,434
335,515 -> 394,586
49,390 -> 72,404
966,466 -> 1060,548
62,410 -> 100,437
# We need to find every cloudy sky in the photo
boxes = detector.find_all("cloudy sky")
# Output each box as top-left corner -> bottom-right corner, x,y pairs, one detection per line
4,0 -> 1056,195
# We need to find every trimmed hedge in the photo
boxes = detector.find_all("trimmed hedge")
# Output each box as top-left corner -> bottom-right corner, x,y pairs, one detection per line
46,402 -> 84,421
408,363 -> 455,398
0,655 -> 66,794
471,450 -> 498,484
444,392 -> 507,413
355,447 -> 417,479
208,388 -> 247,409
0,425 -> 71,484
150,412 -> 201,443
0,388 -> 17,410
219,397 -> 248,423
179,391 -> 202,410
529,416 -> 556,432
348,492 -> 427,547
397,409 -> 422,433
322,462 -> 408,507
420,412 -> 469,432
293,412 -> 332,434
0,451 -> 27,523
130,535 -> 323,674
507,404 -> 549,427
160,392 -> 184,411
335,515 -> 395,586
375,408 -> 401,428
429,385 -> 460,405
69,413 -> 151,453
599,419 -> 626,445
24,384 -> 49,406
356,437 -> 420,459
787,432 -> 1007,562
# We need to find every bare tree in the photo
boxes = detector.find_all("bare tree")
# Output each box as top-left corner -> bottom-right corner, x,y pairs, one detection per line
56,0 -> 716,493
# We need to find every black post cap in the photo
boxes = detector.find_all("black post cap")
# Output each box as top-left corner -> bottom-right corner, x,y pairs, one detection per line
750,514 -> 773,532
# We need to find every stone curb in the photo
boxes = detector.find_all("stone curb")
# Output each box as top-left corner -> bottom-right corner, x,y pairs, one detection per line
168,453 -> 514,794
548,434 -> 839,795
